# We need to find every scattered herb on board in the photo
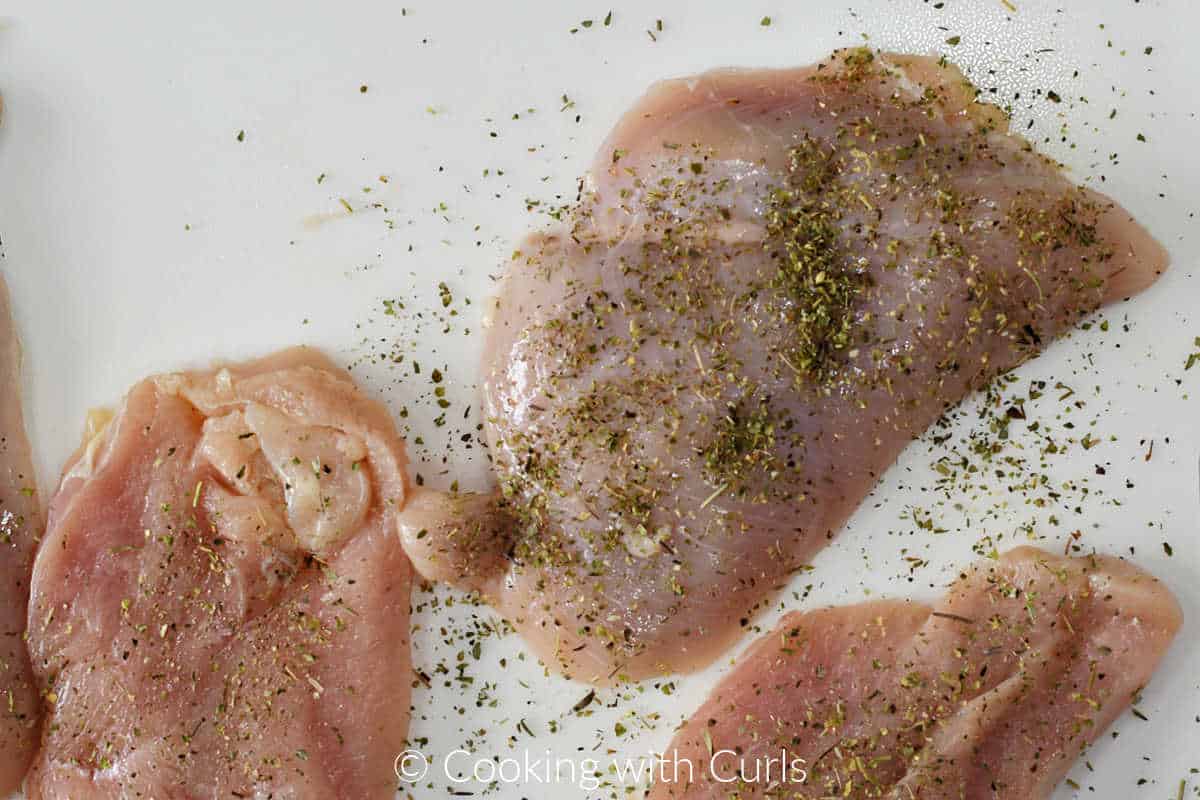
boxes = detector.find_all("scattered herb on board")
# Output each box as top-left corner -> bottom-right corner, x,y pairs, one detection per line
1185,337 -> 1200,370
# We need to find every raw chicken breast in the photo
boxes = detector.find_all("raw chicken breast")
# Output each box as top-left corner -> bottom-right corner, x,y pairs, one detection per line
650,547 -> 1182,800
26,348 -> 412,799
400,50 -> 1169,684
0,277 -> 42,794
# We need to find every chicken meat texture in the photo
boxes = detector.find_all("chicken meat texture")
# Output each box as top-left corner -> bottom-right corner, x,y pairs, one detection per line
649,546 -> 1182,799
399,50 -> 1169,684
25,348 -> 412,799
0,276 -> 43,794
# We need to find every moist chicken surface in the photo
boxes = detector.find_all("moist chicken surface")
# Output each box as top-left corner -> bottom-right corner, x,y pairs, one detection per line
649,547 -> 1181,799
399,50 -> 1169,684
26,348 -> 412,799
0,276 -> 42,794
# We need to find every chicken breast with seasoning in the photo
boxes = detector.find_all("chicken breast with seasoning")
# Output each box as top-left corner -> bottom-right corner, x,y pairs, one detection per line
399,50 -> 1169,684
26,348 -> 412,799
649,546 -> 1182,799
0,276 -> 43,794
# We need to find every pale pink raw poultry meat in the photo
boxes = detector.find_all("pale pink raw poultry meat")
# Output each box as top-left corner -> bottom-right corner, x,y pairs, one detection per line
399,49 -> 1169,685
26,348 -> 412,799
649,546 -> 1182,799
0,276 -> 43,794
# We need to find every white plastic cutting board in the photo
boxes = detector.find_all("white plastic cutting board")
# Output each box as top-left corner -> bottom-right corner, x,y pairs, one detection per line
0,1 -> 1197,798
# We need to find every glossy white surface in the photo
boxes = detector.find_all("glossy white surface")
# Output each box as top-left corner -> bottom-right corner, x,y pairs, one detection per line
0,1 -> 1196,798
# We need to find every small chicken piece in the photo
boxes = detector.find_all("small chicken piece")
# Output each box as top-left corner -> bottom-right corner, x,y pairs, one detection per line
26,348 -> 412,799
650,547 -> 1182,800
0,276 -> 42,794
399,50 -> 1169,684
